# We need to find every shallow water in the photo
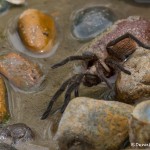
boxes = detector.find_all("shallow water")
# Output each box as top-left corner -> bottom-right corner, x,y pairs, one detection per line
0,0 -> 149,150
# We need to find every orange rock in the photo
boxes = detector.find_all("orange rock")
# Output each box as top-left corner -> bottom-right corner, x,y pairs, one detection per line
0,77 -> 9,123
18,9 -> 56,53
0,52 -> 43,91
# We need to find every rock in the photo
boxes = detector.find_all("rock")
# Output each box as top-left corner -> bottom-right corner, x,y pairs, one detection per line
115,47 -> 150,103
0,123 -> 34,144
0,76 -> 9,123
72,6 -> 116,41
18,9 -> 56,53
55,97 -> 133,150
129,100 -> 150,149
0,52 -> 44,91
0,142 -> 17,150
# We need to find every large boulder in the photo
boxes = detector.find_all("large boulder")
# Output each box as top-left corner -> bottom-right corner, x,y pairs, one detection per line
55,97 -> 133,150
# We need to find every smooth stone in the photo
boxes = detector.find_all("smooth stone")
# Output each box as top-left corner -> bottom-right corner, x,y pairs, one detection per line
72,6 -> 116,41
115,47 -> 150,103
18,9 -> 56,53
0,76 -> 9,123
129,100 -> 150,148
0,52 -> 43,91
55,97 -> 133,150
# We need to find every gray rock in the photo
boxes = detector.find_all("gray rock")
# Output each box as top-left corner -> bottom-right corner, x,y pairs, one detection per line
0,123 -> 34,144
116,47 -> 150,103
55,97 -> 133,150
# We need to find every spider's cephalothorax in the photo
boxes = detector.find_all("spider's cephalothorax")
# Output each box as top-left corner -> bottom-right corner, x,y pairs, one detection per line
41,33 -> 141,119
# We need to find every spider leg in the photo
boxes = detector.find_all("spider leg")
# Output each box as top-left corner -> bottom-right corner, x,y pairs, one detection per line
107,32 -> 150,61
41,75 -> 77,120
74,86 -> 79,97
74,73 -> 98,97
96,62 -> 112,89
124,33 -> 150,49
60,74 -> 84,113
51,51 -> 97,69
107,33 -> 135,47
105,58 -> 131,75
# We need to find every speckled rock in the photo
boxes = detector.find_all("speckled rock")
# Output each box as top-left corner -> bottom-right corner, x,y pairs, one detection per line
0,52 -> 43,91
55,97 -> 133,150
0,123 -> 34,144
129,100 -> 150,149
18,9 -> 56,53
0,76 -> 9,123
116,47 -> 150,103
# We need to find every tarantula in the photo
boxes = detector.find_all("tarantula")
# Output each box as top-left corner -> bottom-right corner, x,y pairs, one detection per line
41,33 -> 150,120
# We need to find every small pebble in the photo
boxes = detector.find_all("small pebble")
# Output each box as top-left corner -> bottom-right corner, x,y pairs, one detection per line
0,123 -> 34,144
0,52 -> 44,91
18,9 -> 57,53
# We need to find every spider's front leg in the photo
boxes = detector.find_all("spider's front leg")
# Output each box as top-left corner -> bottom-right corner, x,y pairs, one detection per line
51,51 -> 98,69
41,75 -> 77,119
60,74 -> 84,113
